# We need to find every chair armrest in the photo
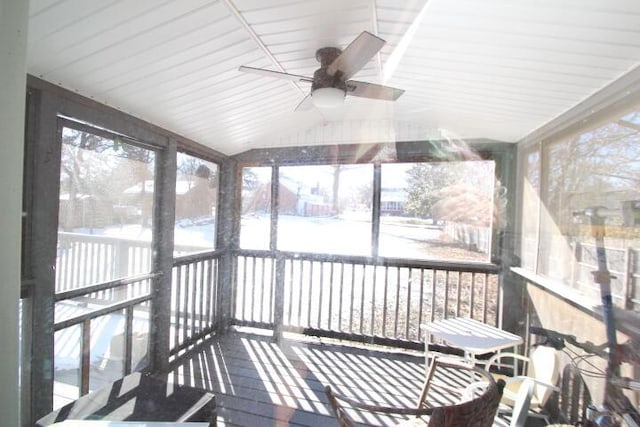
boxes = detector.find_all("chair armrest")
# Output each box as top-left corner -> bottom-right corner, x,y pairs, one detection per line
485,352 -> 530,372
503,375 -> 560,392
500,375 -> 560,403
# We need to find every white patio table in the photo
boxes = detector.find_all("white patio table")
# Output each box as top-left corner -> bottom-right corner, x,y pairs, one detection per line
421,317 -> 523,366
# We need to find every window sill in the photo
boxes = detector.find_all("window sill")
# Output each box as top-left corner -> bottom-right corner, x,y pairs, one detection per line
511,267 -> 640,340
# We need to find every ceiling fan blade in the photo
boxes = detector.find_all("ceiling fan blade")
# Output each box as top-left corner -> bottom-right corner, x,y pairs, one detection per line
294,94 -> 314,111
345,80 -> 405,101
238,66 -> 313,83
327,31 -> 385,80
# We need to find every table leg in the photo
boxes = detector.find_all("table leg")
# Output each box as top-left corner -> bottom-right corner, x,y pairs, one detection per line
424,331 -> 431,376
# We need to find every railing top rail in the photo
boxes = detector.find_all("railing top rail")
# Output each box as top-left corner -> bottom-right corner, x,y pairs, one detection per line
54,295 -> 151,331
234,249 -> 499,273
58,231 -> 152,245
173,249 -> 224,267
55,272 -> 161,302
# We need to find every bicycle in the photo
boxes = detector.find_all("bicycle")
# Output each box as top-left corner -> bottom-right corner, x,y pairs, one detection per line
529,326 -> 640,427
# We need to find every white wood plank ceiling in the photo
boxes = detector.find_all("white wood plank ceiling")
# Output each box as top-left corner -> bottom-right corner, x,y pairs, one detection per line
27,0 -> 640,155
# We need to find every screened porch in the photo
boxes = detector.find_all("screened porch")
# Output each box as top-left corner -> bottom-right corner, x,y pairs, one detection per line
8,1 -> 640,426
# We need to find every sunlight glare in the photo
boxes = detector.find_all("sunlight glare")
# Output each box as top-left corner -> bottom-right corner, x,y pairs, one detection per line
383,0 -> 432,84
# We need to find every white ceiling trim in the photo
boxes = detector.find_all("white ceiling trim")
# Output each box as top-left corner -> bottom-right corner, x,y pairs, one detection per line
221,0 -> 306,97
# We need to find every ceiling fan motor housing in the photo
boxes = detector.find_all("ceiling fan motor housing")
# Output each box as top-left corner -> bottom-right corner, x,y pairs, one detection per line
311,47 -> 347,94
311,67 -> 346,93
315,47 -> 342,67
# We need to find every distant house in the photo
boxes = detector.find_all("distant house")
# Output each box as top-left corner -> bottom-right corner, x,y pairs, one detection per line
243,176 -> 333,217
380,188 -> 407,216
123,176 -> 217,223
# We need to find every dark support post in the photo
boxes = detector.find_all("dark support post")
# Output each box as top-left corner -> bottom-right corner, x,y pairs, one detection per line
494,146 -> 520,334
371,163 -> 381,258
25,89 -> 61,423
270,166 -> 284,342
270,166 -> 279,252
273,254 -> 286,343
149,138 -> 176,374
216,159 -> 237,332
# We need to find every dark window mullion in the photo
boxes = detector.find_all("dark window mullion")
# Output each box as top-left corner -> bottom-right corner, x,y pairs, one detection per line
371,163 -> 381,258
270,166 -> 279,252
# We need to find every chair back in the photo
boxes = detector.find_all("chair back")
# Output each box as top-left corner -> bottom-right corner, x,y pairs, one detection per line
528,345 -> 559,406
424,359 -> 505,427
324,385 -> 356,427
324,358 -> 504,427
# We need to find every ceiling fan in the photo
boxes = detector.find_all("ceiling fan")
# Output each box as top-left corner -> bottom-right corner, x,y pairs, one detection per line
239,31 -> 404,111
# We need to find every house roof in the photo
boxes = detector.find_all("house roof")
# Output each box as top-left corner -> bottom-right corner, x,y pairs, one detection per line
27,0 -> 640,155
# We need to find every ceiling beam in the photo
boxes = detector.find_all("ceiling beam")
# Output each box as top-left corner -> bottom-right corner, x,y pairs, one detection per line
221,0 -> 306,97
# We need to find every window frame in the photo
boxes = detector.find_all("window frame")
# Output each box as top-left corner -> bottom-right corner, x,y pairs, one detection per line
234,141 -> 513,266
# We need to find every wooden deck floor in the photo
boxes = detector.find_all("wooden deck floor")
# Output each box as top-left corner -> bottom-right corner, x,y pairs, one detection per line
166,328 -> 485,427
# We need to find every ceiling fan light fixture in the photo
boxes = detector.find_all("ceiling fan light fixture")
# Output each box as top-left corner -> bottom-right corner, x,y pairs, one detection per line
311,87 -> 345,108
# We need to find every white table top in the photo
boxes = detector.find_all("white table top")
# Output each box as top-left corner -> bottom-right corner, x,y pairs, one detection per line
424,317 -> 522,354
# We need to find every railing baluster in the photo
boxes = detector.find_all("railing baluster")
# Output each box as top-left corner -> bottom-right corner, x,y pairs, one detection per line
174,266 -> 182,348
296,260 -> 303,327
337,262 -> 344,332
270,257 -> 276,324
327,262 -> 334,330
191,262 -> 199,336
359,264 -> 365,335
72,240 -> 79,289
285,259 -> 294,326
256,257 -> 263,322
370,266 -> 376,336
482,273 -> 489,324
80,319 -> 91,396
124,306 -> 133,375
205,259 -> 213,328
417,268 -> 425,339
394,267 -> 401,338
183,264 -> 190,341
429,269 -> 438,322
250,256 -> 256,322
317,261 -> 324,328
382,266 -> 388,337
307,261 -> 314,328
212,258 -> 218,325
470,272 -> 476,320
455,271 -> 462,317
405,267 -> 411,340
199,260 -> 205,334
348,263 -> 355,333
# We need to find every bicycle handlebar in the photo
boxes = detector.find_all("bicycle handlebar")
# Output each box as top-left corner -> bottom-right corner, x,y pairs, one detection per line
529,326 -> 607,356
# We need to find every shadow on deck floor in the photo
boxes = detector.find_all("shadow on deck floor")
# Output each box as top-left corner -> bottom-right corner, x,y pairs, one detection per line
168,328 -> 426,426
167,328 -> 541,427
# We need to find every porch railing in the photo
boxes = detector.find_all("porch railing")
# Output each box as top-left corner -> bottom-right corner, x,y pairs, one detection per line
169,251 -> 221,360
57,232 -> 209,292
53,273 -> 157,397
53,232 -> 502,356
233,250 -> 500,348
54,233 -> 221,368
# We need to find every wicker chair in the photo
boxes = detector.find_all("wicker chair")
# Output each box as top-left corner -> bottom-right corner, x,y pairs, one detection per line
324,357 -> 505,427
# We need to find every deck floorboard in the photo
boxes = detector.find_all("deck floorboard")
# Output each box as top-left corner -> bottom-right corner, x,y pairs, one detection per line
167,329 -> 470,426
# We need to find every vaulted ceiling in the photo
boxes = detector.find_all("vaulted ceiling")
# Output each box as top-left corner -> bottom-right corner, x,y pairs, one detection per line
27,0 -> 640,155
